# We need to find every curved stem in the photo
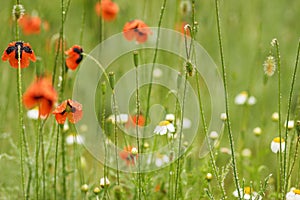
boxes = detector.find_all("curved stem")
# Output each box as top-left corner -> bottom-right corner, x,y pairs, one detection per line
214,0 -> 241,198
283,39 -> 300,195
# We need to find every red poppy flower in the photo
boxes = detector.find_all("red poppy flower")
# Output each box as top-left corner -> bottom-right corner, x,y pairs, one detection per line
123,20 -> 151,43
126,114 -> 145,128
119,146 -> 138,166
95,0 -> 119,21
52,99 -> 83,124
18,14 -> 41,35
2,41 -> 36,68
65,45 -> 83,70
23,77 -> 57,117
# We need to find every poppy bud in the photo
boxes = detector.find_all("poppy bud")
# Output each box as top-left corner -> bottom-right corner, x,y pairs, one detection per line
109,72 -> 115,90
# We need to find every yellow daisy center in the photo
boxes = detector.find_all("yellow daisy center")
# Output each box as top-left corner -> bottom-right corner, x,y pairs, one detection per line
159,120 -> 170,126
273,137 -> 284,143
293,189 -> 300,194
244,187 -> 251,195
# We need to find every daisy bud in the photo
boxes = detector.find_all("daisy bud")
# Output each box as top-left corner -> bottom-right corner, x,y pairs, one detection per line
93,187 -> 101,195
81,184 -> 89,193
220,113 -> 227,121
284,120 -> 294,130
100,177 -> 110,188
109,71 -> 115,90
143,142 -> 149,149
253,127 -> 262,136
131,147 -> 138,155
272,112 -> 279,121
206,173 -> 213,181
133,51 -> 139,67
209,131 -> 219,140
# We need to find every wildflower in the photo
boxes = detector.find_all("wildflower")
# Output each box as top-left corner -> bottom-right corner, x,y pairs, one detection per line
286,188 -> 300,200
95,0 -> 119,21
65,45 -> 83,70
176,21 -> 191,36
123,19 -> 151,43
26,107 -> 39,120
271,137 -> 285,153
52,99 -> 83,124
23,77 -> 57,117
253,127 -> 262,136
234,91 -> 248,105
126,114 -> 145,127
154,120 -> 175,135
284,120 -> 294,130
100,177 -> 110,188
271,38 -> 277,47
233,187 -> 262,200
131,147 -> 138,155
119,146 -> 138,165
66,133 -> 84,145
2,41 -> 36,68
263,55 -> 276,77
272,112 -> 279,121
18,14 -> 41,35
108,113 -> 129,124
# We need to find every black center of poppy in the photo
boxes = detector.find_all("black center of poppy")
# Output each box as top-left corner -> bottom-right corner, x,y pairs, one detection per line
73,48 -> 83,64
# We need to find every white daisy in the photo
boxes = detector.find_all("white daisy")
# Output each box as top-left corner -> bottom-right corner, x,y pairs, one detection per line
220,113 -> 227,121
247,96 -> 257,105
253,127 -> 262,136
108,114 -> 129,124
234,91 -> 248,105
154,120 -> 175,135
66,134 -> 84,145
27,108 -> 39,120
233,187 -> 262,200
284,120 -> 294,130
271,137 -> 285,153
286,188 -> 300,200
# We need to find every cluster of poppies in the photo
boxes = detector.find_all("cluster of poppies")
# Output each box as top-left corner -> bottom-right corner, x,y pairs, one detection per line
1,41 -> 84,124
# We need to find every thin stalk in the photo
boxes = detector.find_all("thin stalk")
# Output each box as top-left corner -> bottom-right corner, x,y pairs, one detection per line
112,90 -> 120,185
39,121 -> 46,199
54,125 -> 60,200
35,119 -> 40,200
174,28 -> 191,199
79,0 -> 86,45
287,137 -> 300,183
61,127 -> 67,199
52,0 -> 71,86
101,82 -> 108,199
17,43 -> 26,200
283,39 -> 300,195
134,52 -> 141,199
143,0 -> 167,151
214,0 -> 241,198
99,0 -> 104,42
273,39 -> 283,198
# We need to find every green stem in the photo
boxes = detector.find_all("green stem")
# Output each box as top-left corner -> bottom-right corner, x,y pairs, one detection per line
79,0 -> 86,45
143,0 -> 167,151
112,90 -> 120,185
214,0 -> 241,198
35,119 -> 40,200
283,39 -> 300,195
101,82 -> 108,199
40,121 -> 46,200
61,127 -> 67,199
273,39 -> 283,199
134,52 -> 141,199
54,125 -> 60,200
